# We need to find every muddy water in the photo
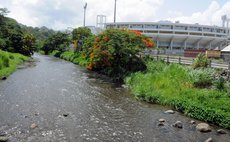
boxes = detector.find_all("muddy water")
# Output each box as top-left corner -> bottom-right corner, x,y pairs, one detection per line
0,54 -> 229,142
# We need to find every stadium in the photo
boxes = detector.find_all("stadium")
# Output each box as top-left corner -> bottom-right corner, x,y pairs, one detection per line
105,21 -> 230,54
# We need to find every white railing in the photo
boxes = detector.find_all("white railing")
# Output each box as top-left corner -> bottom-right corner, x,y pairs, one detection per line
148,54 -> 230,70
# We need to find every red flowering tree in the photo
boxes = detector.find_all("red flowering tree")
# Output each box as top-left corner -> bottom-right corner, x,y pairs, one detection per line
82,29 -> 154,80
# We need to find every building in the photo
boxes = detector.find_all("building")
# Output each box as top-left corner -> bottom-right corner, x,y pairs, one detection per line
221,45 -> 230,61
105,22 -> 230,51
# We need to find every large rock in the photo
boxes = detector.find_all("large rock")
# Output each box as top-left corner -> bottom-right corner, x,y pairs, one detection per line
196,123 -> 211,132
63,113 -> 69,117
164,110 -> 175,114
217,129 -> 227,134
158,118 -> 165,126
158,122 -> 164,126
1,77 -> 7,80
173,121 -> 183,128
0,136 -> 8,142
204,137 -> 213,142
190,120 -> 196,124
158,119 -> 165,123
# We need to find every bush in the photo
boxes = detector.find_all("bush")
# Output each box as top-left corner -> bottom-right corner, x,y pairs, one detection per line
50,50 -> 62,57
41,32 -> 70,55
0,52 -> 9,68
213,76 -> 226,90
72,27 -> 92,51
189,68 -> 215,88
60,51 -> 75,61
192,53 -> 209,69
82,29 -> 154,80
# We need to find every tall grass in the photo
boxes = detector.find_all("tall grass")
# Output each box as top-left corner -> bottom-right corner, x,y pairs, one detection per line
125,59 -> 230,129
51,50 -> 89,66
0,50 -> 28,78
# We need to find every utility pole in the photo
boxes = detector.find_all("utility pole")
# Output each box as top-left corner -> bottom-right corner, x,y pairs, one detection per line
114,0 -> 117,23
83,2 -> 87,27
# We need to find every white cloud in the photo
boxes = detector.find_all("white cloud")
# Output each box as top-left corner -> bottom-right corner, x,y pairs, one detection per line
167,10 -> 183,17
85,0 -> 164,26
166,1 -> 230,26
0,0 -> 164,30
1,0 -> 230,30
2,0 -> 85,30
116,0 -> 164,22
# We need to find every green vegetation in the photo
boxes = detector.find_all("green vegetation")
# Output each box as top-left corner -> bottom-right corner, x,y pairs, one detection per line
1,7 -> 56,56
125,58 -> 230,129
41,32 -> 70,55
0,50 -> 28,78
49,28 -> 154,80
0,8 -> 36,56
42,27 -> 92,55
192,53 -> 209,69
72,27 -> 92,51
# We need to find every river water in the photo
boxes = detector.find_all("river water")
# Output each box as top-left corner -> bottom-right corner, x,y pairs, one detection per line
0,54 -> 229,142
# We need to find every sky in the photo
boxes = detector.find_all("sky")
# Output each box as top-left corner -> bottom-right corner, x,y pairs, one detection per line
0,0 -> 230,30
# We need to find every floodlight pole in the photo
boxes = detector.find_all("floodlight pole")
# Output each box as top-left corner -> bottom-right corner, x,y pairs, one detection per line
114,0 -> 117,23
83,3 -> 87,27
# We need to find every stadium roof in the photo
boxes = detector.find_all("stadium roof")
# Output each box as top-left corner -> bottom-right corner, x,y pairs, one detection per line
221,45 -> 230,52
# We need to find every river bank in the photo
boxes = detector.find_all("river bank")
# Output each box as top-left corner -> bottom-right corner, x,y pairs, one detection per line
125,59 -> 230,129
0,50 -> 29,79
53,50 -> 230,129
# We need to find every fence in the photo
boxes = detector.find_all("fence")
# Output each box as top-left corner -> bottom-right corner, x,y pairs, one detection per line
150,55 -> 230,70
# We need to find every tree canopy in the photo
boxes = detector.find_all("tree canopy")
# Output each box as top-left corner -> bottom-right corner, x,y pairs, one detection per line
71,27 -> 92,51
0,8 -> 10,16
0,7 -> 55,56
42,32 -> 71,55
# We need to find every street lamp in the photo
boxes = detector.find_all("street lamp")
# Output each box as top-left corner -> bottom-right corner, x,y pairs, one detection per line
114,0 -> 117,23
83,2 -> 87,27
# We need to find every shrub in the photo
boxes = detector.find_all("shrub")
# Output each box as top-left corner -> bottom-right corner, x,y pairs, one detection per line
60,51 -> 75,61
82,29 -> 155,80
9,55 -> 14,59
189,68 -> 215,88
50,50 -> 62,57
0,60 -> 3,69
192,53 -> 209,69
0,52 -> 9,68
213,76 -> 226,90
41,32 -> 70,54
72,27 -> 92,51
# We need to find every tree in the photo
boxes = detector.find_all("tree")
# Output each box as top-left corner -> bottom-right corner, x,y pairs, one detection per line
22,34 -> 36,56
82,29 -> 155,79
42,32 -> 71,54
0,8 -> 9,24
72,27 -> 92,51
0,8 -> 10,16
0,14 -> 37,56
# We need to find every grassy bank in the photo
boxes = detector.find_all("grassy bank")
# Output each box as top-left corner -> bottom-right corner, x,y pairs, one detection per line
0,50 -> 29,78
125,59 -> 230,129
51,50 -> 88,66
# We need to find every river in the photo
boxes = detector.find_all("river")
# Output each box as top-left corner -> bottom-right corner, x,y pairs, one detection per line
0,54 -> 229,142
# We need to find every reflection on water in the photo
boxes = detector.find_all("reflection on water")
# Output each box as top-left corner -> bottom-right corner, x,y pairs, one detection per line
0,54 -> 229,142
